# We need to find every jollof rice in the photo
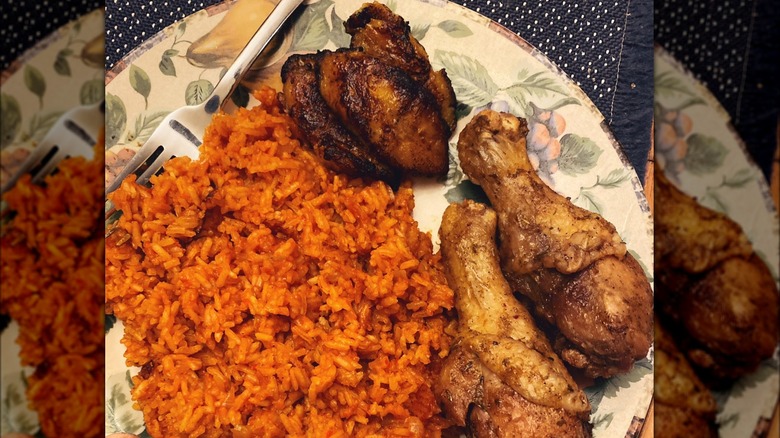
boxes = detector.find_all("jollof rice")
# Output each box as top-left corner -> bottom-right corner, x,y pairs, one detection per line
1,144 -> 105,437
106,87 -> 456,437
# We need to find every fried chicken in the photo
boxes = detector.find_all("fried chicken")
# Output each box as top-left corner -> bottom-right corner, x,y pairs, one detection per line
280,53 -> 397,182
436,200 -> 591,438
345,1 -> 457,132
655,167 -> 779,385
654,167 -> 752,273
654,318 -> 718,438
279,2 -> 454,181
318,49 -> 449,175
456,109 -> 653,378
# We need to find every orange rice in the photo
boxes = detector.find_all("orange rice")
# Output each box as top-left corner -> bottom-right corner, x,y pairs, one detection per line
106,87 -> 456,437
0,145 -> 105,437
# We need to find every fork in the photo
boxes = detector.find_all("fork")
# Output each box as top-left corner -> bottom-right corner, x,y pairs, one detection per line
0,101 -> 104,195
104,0 -> 303,201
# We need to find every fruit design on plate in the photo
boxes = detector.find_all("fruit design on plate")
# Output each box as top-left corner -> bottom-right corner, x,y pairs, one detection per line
654,71 -> 730,183
526,102 -> 567,185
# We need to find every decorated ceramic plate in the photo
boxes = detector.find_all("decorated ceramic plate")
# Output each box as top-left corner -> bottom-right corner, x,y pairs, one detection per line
654,46 -> 780,437
0,8 -> 104,437
104,1 -> 654,436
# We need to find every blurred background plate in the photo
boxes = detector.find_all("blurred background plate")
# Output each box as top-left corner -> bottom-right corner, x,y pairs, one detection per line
654,45 -> 780,438
0,9 -> 105,437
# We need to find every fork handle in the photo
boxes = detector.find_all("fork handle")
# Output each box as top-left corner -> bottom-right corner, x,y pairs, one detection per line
208,0 -> 304,113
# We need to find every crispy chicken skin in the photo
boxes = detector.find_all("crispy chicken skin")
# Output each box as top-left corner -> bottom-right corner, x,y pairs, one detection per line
655,166 -> 779,385
655,167 -> 752,273
279,2 -> 454,181
280,53 -> 397,183
345,2 -> 457,132
654,318 -> 718,437
456,109 -> 652,378
318,49 -> 449,176
456,109 -> 625,275
436,200 -> 591,438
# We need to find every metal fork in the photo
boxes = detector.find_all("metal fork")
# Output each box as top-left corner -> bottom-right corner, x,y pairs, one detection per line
104,0 -> 303,201
1,101 -> 104,194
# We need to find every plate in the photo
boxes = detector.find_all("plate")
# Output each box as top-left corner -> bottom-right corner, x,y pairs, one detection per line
654,46 -> 780,437
104,1 -> 654,436
0,9 -> 104,437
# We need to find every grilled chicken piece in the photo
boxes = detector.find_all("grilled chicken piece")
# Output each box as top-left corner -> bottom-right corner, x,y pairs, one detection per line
655,166 -> 779,385
280,53 -> 397,183
345,1 -> 457,132
655,168 -> 752,273
318,49 -> 449,176
456,109 -> 652,378
655,318 -> 718,437
436,200 -> 591,438
457,110 -> 625,275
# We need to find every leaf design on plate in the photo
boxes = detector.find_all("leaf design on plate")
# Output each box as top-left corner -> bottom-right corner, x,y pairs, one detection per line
434,50 -> 497,108
230,83 -> 251,108
24,65 -> 46,106
329,7 -> 351,48
54,49 -> 73,76
1,93 -> 22,148
721,168 -> 754,188
80,79 -> 104,105
2,379 -> 39,435
411,23 -> 430,41
175,21 -> 187,39
436,20 -> 472,38
654,71 -> 697,98
28,111 -> 65,141
558,133 -> 602,176
129,64 -> 152,108
106,375 -> 144,434
728,357 -> 779,398
591,412 -> 614,430
128,111 -> 169,144
159,49 -> 178,77
385,0 -> 397,12
503,71 -> 575,118
572,190 -> 602,214
597,168 -> 631,188
105,314 -> 117,334
443,180 -> 489,205
185,79 -> 215,106
106,93 -> 128,148
584,357 -> 652,414
684,133 -> 728,175
291,0 -> 332,52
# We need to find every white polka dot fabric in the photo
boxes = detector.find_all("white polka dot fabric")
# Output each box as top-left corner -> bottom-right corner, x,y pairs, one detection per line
0,0 -> 102,70
655,0 -> 779,177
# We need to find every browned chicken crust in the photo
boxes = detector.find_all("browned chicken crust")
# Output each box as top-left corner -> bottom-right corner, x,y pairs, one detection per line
655,166 -> 779,385
318,49 -> 449,175
280,53 -> 397,183
455,109 -> 652,378
436,200 -> 591,438
280,2 -> 454,181
345,2 -> 457,132
655,167 -> 752,273
654,318 -> 719,438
